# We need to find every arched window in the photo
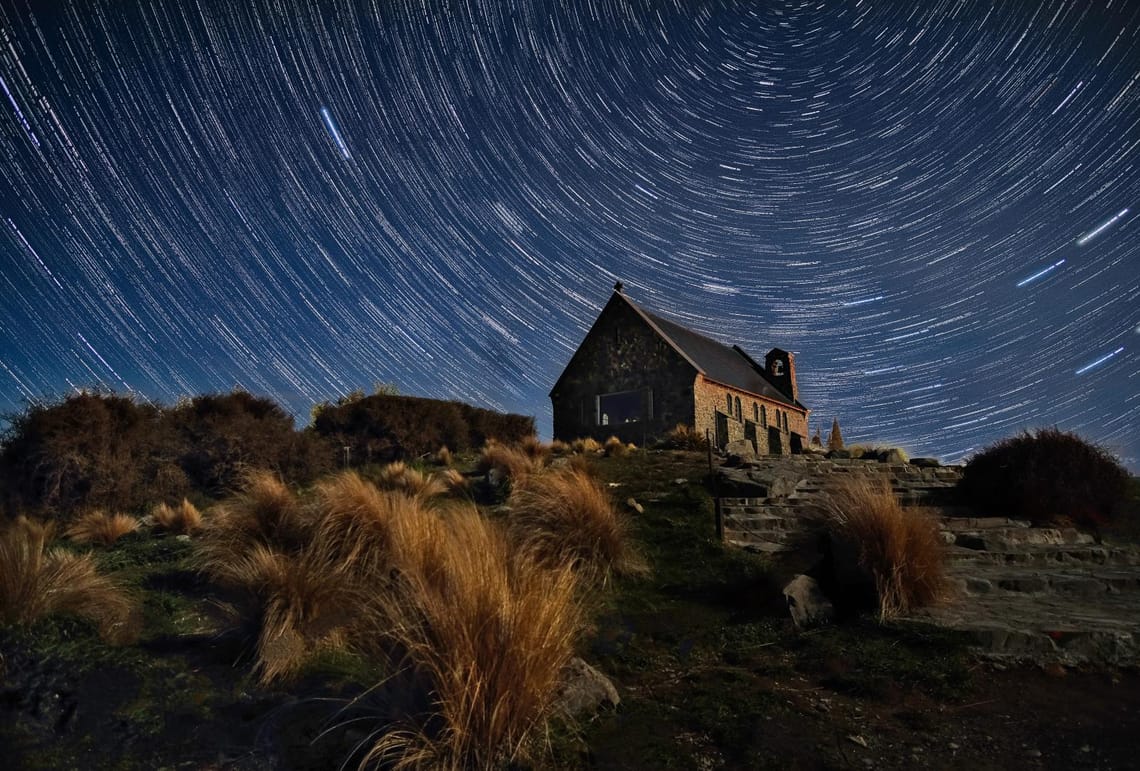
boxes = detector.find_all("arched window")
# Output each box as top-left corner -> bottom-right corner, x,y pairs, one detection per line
753,402 -> 759,422
760,405 -> 767,427
734,396 -> 742,421
726,393 -> 732,413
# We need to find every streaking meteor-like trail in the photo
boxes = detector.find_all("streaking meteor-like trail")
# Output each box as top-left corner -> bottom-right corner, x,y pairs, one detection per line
320,106 -> 351,160
1077,209 -> 1129,246
1075,347 -> 1125,375
1016,259 -> 1065,287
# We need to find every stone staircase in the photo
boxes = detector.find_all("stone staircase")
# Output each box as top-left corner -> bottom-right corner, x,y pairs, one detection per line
714,456 -> 1140,666
906,518 -> 1140,666
718,455 -> 963,554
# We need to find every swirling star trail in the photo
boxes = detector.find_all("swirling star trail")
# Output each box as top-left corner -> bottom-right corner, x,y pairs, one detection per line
0,0 -> 1137,468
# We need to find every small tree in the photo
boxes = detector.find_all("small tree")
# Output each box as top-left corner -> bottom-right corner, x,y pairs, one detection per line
827,418 -> 844,451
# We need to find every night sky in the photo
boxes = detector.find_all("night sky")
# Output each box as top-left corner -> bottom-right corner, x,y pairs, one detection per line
1,1 -> 1137,469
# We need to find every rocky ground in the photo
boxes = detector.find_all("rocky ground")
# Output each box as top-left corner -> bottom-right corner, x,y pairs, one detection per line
3,449 -> 1139,769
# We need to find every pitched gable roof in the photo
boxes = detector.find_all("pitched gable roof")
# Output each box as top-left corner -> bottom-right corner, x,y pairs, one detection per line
617,292 -> 804,409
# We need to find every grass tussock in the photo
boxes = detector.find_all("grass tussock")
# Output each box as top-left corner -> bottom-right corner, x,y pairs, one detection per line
65,510 -> 140,546
549,439 -> 570,456
364,506 -> 583,770
437,467 -> 470,497
507,467 -> 648,584
518,435 -> 551,463
821,479 -> 947,619
151,498 -> 203,534
661,423 -> 707,450
372,461 -> 449,501
1,517 -> 140,644
199,471 -> 310,563
570,437 -> 602,454
603,435 -> 631,457
434,445 -> 453,467
478,441 -> 542,487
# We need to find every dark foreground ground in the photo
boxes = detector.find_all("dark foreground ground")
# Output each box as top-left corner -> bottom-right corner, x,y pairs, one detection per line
3,450 -> 1138,770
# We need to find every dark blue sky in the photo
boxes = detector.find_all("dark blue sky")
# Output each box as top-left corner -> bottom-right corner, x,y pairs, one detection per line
1,0 -> 1137,468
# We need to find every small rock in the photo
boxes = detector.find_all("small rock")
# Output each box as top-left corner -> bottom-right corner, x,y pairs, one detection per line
556,658 -> 620,718
673,478 -> 688,485
948,742 -> 959,750
783,574 -> 834,629
847,734 -> 868,748
1025,749 -> 1042,758
626,497 -> 644,514
175,534 -> 192,542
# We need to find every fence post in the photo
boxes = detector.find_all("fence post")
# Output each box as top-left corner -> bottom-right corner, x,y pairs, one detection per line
708,429 -> 723,541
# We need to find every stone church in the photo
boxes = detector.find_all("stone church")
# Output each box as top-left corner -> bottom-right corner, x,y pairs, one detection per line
550,284 -> 810,453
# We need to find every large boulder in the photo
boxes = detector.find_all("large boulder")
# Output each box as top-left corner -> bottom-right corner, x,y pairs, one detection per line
783,574 -> 834,629
723,439 -> 758,467
716,466 -> 802,499
556,658 -> 620,717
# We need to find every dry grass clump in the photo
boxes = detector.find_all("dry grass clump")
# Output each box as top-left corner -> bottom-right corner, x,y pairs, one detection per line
1,517 -> 140,644
569,436 -> 602,454
549,439 -> 570,456
437,467 -> 470,496
603,435 -> 631,457
478,441 -> 541,487
507,467 -> 647,584
661,423 -> 707,450
372,462 -> 449,501
65,510 -> 140,546
820,479 -> 947,619
518,435 -> 551,463
434,445 -> 453,467
363,507 -> 583,770
199,471 -> 310,565
151,498 -> 203,534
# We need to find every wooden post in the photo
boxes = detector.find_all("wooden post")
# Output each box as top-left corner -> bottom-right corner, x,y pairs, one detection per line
708,429 -> 723,541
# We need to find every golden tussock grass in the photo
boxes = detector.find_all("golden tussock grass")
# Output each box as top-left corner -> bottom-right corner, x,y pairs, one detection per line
199,471 -> 310,564
436,467 -> 470,497
372,462 -> 449,501
1,517 -> 140,644
434,445 -> 453,467
478,441 -> 541,487
663,423 -> 707,450
65,510 -> 140,546
363,505 -> 583,770
820,478 -> 948,619
507,467 -> 648,584
570,436 -> 602,454
517,435 -> 551,463
603,435 -> 632,457
151,498 -> 203,534
549,439 -> 570,456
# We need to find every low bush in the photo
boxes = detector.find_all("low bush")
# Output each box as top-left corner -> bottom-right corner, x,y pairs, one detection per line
820,479 -> 947,620
507,467 -> 647,584
570,437 -> 602,454
603,436 -> 630,457
371,462 -> 449,501
960,428 -> 1130,528
0,517 -> 140,644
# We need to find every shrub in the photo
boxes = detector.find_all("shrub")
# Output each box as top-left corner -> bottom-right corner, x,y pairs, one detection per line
363,506 -> 583,770
151,498 -> 204,534
819,479 -> 947,620
828,418 -> 844,451
506,467 -> 647,584
65,510 -> 140,546
960,428 -> 1131,528
0,517 -> 140,644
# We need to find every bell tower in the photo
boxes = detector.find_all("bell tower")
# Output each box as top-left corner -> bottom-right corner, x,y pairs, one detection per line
764,348 -> 797,402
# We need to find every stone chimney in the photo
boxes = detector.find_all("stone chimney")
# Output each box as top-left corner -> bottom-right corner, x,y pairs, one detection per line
764,348 -> 797,402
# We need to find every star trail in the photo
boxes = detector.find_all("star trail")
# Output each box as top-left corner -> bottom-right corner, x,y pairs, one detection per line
0,0 -> 1137,469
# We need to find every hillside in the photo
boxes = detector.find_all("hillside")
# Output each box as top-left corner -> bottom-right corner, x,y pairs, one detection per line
2,449 -> 1138,770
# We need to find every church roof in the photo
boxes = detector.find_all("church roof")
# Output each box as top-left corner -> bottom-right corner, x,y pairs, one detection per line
616,292 -> 805,409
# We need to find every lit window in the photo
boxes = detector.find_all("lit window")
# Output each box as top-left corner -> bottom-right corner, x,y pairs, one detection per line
597,390 -> 643,425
